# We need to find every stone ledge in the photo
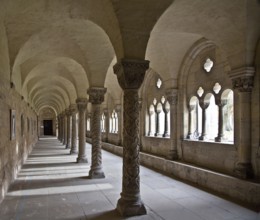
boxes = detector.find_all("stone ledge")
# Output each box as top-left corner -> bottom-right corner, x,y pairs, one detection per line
101,142 -> 260,211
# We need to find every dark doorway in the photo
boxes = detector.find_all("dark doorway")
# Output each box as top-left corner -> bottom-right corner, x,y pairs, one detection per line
43,120 -> 53,135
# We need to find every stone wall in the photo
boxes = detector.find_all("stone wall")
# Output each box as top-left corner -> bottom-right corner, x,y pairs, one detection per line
102,141 -> 260,210
0,78 -> 38,203
141,137 -> 171,158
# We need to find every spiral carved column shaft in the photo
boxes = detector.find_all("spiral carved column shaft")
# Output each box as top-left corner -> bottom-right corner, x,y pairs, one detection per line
88,87 -> 106,179
76,98 -> 88,163
114,58 -> 149,217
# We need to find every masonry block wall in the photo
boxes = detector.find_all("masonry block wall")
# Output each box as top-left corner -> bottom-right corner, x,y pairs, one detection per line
0,20 -> 38,203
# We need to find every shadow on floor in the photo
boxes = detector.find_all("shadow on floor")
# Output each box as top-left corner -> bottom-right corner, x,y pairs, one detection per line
85,210 -> 123,220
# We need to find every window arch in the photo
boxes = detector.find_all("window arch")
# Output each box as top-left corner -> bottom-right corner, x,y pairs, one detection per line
110,109 -> 118,133
101,113 -> 106,133
187,83 -> 234,143
86,116 -> 91,131
221,89 -> 234,142
187,96 -> 202,139
204,93 -> 218,140
147,96 -> 170,138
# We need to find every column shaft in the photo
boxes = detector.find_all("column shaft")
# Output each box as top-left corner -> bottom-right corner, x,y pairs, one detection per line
66,109 -> 71,149
166,89 -> 178,159
63,113 -> 67,146
70,105 -> 78,154
88,87 -> 106,179
113,58 -> 149,217
76,98 -> 88,163
229,67 -> 254,179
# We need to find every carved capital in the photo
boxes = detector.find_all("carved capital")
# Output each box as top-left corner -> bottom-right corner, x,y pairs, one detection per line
87,87 -> 107,104
76,98 -> 88,112
65,108 -> 71,116
115,104 -> 121,113
214,94 -> 227,107
69,104 -> 78,114
113,59 -> 149,90
228,67 -> 255,92
166,89 -> 178,105
199,101 -> 210,109
60,111 -> 65,117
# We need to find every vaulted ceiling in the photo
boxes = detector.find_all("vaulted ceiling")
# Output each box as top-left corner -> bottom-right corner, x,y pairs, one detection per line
0,0 -> 259,115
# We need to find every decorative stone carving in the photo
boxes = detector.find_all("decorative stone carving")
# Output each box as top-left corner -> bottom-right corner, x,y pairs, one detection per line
113,59 -> 149,90
166,89 -> 178,105
114,59 -> 149,217
87,87 -> 107,105
88,88 -> 106,178
228,67 -> 254,92
76,98 -> 88,163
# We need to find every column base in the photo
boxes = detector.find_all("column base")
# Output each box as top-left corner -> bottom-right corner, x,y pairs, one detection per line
163,133 -> 170,138
66,144 -> 71,149
116,197 -> 147,217
89,168 -> 105,179
70,150 -> 78,155
77,157 -> 88,163
199,135 -> 207,141
186,134 -> 193,139
215,136 -> 224,142
234,162 -> 254,179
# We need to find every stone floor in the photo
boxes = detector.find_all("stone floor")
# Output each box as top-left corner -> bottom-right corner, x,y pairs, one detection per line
0,137 -> 259,220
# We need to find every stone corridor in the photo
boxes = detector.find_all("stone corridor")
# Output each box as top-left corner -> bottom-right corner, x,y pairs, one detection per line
0,137 -> 258,220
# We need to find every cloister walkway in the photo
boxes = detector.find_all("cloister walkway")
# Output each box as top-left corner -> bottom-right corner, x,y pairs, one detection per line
0,137 -> 258,220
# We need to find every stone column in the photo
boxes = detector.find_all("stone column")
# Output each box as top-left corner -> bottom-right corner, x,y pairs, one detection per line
87,87 -> 107,179
59,114 -> 63,143
113,58 -> 149,217
57,115 -> 61,141
76,98 -> 88,163
59,115 -> 62,142
198,102 -> 209,141
154,106 -> 161,136
166,89 -> 178,159
65,109 -> 72,149
116,104 -> 122,145
70,104 -> 78,154
229,67 -> 255,179
215,98 -> 227,142
187,105 -> 195,139
63,111 -> 67,146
